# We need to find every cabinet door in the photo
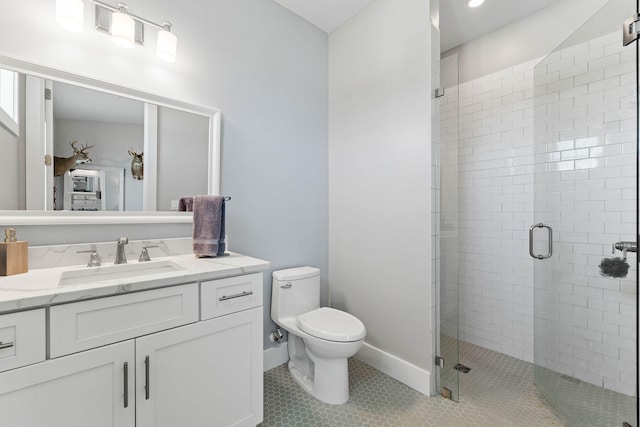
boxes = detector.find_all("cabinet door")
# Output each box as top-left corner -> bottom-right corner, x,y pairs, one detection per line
136,307 -> 263,427
0,340 -> 135,427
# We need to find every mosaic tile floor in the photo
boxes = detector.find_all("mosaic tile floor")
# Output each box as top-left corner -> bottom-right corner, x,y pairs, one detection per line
535,364 -> 636,427
262,340 -> 638,426
261,341 -> 567,427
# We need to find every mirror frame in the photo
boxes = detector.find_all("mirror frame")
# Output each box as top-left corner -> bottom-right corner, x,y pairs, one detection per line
0,54 -> 221,225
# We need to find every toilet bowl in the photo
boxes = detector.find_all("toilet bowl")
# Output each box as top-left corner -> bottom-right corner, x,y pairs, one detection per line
271,267 -> 366,404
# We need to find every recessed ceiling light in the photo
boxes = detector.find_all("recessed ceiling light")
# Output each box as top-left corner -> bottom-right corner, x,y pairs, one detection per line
468,0 -> 485,7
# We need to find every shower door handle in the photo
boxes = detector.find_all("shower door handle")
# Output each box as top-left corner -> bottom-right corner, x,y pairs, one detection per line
529,223 -> 553,260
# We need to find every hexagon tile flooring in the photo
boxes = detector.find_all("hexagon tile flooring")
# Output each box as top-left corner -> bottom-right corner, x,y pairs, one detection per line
261,341 -> 636,427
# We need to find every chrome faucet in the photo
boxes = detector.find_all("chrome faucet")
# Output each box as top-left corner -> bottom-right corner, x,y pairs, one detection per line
115,237 -> 129,264
612,241 -> 637,261
77,245 -> 102,267
139,245 -> 159,262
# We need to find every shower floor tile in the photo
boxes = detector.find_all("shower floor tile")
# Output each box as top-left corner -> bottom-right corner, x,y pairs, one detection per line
261,341 -> 569,427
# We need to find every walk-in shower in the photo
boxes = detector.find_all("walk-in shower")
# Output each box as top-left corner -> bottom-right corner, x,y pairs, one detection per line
437,0 -> 638,425
532,0 -> 637,424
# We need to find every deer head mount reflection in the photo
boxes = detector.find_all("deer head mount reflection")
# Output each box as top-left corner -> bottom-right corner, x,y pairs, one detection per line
54,140 -> 93,177
128,150 -> 144,180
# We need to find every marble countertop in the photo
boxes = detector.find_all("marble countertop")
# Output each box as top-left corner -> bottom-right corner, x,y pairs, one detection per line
0,252 -> 270,313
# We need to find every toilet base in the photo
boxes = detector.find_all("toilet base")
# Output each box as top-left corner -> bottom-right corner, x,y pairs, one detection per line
288,361 -> 314,395
277,320 -> 363,405
288,357 -> 349,405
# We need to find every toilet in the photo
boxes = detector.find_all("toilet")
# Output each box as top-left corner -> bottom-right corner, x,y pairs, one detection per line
271,266 -> 366,404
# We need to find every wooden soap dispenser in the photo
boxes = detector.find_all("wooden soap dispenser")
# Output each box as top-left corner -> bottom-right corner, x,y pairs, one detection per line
0,228 -> 28,276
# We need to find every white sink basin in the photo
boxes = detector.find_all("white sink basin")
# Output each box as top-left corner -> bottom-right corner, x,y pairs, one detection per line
59,260 -> 185,286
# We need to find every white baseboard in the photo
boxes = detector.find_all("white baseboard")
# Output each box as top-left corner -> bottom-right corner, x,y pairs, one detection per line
264,343 -> 289,372
263,341 -> 432,396
355,342 -> 432,396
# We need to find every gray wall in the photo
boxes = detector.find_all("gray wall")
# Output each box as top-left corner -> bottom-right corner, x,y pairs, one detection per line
0,0 -> 328,350
329,0 -> 432,375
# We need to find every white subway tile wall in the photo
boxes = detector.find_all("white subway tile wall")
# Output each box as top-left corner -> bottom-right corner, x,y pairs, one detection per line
441,31 -> 637,396
441,56 -> 538,363
533,31 -> 636,397
440,81 -> 460,342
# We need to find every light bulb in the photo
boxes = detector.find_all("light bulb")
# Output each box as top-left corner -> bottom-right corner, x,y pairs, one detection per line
56,0 -> 84,33
111,4 -> 135,49
157,22 -> 177,63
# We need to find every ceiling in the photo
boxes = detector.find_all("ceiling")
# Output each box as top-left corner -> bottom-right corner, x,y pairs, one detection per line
274,0 -> 564,51
273,0 -> 376,33
53,81 -> 143,125
439,0 -> 563,52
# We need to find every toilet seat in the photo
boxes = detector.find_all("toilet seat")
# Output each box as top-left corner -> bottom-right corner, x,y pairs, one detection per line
297,307 -> 366,342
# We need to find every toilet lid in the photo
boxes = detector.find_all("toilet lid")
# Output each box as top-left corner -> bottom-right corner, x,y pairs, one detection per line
297,307 -> 366,342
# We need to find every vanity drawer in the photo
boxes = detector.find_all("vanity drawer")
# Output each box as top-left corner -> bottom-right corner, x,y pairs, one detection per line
0,309 -> 46,372
201,273 -> 263,320
50,283 -> 199,357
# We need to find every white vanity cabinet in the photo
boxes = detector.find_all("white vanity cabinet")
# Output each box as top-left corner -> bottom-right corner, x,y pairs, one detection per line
139,272 -> 265,427
136,307 -> 263,427
0,340 -> 135,427
0,271 -> 264,427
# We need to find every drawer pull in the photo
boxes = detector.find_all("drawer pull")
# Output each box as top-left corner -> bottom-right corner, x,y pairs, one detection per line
145,356 -> 150,400
0,341 -> 14,350
219,291 -> 253,301
123,362 -> 129,408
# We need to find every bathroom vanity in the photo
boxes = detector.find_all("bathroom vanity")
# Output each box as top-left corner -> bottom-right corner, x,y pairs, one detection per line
0,250 -> 268,427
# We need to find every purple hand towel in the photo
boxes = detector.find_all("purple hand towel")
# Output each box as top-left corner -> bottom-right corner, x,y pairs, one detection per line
178,197 -> 194,212
193,195 -> 225,257
217,199 -> 226,256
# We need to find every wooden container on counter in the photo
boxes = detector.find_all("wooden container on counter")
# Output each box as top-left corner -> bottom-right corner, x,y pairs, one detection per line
0,241 -> 28,276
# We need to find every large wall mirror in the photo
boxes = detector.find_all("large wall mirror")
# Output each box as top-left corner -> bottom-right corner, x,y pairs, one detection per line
0,55 -> 220,225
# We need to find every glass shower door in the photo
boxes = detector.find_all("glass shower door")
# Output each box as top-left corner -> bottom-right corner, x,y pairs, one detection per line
532,0 -> 638,425
438,52 -> 460,401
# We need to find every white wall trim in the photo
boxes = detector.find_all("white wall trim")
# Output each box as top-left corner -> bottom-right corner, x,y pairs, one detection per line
0,211 -> 194,226
263,343 -> 289,372
355,342 -> 431,396
0,53 -> 221,222
262,341 -> 433,396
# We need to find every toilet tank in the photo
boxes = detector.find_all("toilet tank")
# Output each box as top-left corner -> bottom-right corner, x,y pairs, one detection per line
271,267 -> 320,323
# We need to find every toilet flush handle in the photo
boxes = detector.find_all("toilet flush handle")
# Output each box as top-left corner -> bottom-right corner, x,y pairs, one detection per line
281,282 -> 292,289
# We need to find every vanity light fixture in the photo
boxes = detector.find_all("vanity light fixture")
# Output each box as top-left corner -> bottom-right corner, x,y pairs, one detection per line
55,0 -> 178,62
468,0 -> 485,7
156,22 -> 177,63
111,3 -> 135,48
